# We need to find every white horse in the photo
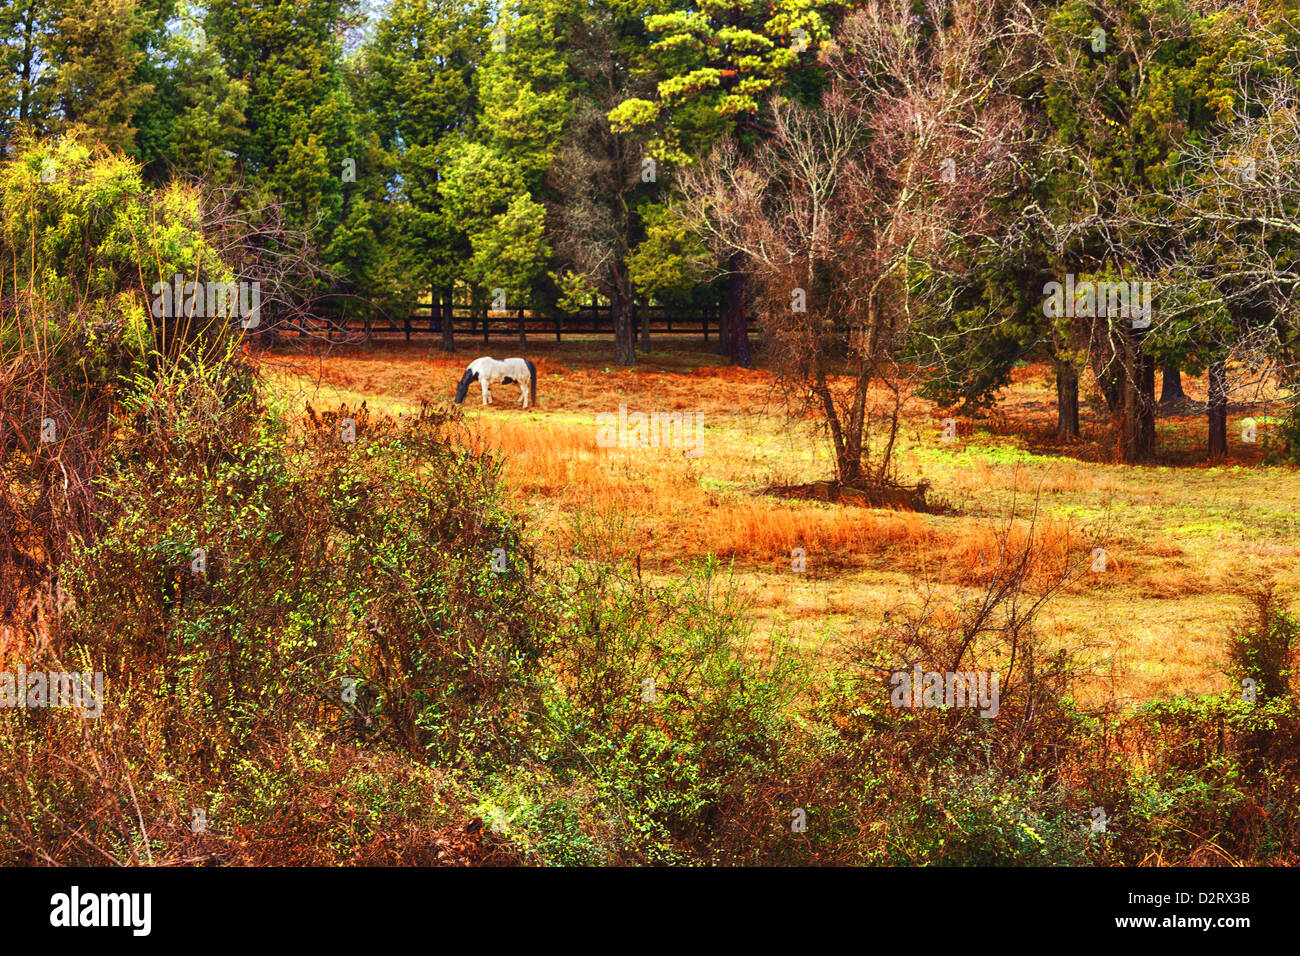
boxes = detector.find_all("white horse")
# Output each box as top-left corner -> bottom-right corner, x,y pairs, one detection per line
454,356 -> 538,408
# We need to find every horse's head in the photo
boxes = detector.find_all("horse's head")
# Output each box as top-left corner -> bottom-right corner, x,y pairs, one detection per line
454,367 -> 478,404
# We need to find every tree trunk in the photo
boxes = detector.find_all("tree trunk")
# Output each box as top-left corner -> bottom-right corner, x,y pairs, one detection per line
1090,350 -> 1123,426
839,298 -> 879,485
1208,359 -> 1228,460
812,372 -> 847,482
1159,357 -> 1185,405
1055,361 -> 1080,438
473,289 -> 488,344
1120,334 -> 1156,464
840,360 -> 869,484
518,306 -> 526,351
638,298 -> 650,350
725,253 -> 754,369
440,288 -> 454,353
715,291 -> 731,357
1138,351 -> 1156,457
17,6 -> 35,123
612,275 -> 636,367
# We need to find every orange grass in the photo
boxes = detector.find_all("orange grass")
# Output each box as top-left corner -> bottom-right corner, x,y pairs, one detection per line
259,338 -> 1300,701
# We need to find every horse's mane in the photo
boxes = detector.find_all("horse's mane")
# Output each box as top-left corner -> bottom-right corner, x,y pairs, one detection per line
453,366 -> 478,404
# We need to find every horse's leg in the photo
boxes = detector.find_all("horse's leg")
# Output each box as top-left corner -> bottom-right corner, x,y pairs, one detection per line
519,381 -> 528,408
481,379 -> 491,405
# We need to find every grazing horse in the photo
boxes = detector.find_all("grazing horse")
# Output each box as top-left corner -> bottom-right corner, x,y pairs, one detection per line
454,356 -> 538,408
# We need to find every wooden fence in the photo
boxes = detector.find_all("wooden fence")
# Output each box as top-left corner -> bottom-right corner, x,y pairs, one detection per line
302,300 -> 726,344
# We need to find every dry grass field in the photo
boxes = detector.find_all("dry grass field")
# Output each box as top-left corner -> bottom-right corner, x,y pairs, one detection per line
259,335 -> 1300,707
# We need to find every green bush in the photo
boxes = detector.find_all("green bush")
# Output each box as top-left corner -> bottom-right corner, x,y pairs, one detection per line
1226,585 -> 1298,703
542,537 -> 807,864
62,371 -> 550,767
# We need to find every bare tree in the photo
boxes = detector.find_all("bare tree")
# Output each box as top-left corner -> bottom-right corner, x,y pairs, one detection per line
1119,75 -> 1300,458
194,179 -> 335,345
681,0 -> 1028,490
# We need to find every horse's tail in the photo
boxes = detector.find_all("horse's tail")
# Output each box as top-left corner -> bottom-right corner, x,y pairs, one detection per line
524,359 -> 537,406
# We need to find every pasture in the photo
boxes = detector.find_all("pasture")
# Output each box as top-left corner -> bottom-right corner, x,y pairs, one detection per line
261,336 -> 1300,707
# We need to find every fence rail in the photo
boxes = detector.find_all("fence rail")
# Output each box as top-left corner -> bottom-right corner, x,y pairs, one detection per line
289,301 -> 725,344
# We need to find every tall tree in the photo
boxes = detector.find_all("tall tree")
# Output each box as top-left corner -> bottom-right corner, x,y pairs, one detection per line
610,0 -> 836,368
0,0 -> 57,149
438,0 -> 570,337
547,2 -> 658,366
682,2 -> 1027,486
207,0 -> 360,268
1139,75 -> 1300,458
149,4 -> 249,182
43,0 -> 155,153
356,0 -> 490,350
1037,0 -> 1274,462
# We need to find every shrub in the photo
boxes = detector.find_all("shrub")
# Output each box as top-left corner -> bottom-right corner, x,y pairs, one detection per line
543,520 -> 807,864
1112,691 -> 1300,864
0,133 -> 241,628
0,354 -> 558,862
62,373 -> 550,765
1225,583 -> 1298,703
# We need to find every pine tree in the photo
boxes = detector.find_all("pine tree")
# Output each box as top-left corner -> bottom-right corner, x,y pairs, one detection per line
151,4 -> 249,181
206,0 -> 359,261
0,0 -> 57,149
43,0 -> 154,153
608,0 -> 837,367
437,0 -> 571,338
356,0 -> 490,348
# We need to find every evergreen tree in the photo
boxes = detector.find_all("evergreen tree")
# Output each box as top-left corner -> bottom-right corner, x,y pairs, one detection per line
0,0 -> 57,149
207,0 -> 360,265
149,3 -> 249,181
437,0 -> 571,340
355,0 -> 490,348
609,0 -> 836,367
43,0 -> 155,153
